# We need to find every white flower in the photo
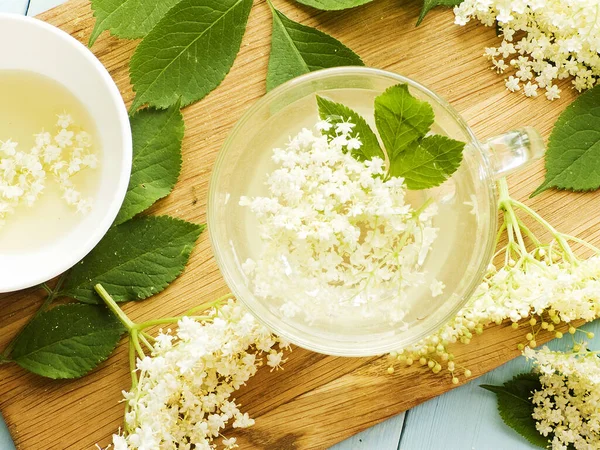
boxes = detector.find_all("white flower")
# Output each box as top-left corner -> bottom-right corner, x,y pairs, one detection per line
315,119 -> 333,132
1,140 -> 18,156
523,81 -> 539,97
240,123 -> 440,326
505,75 -> 520,92
0,116 -> 98,229
455,0 -> 600,98
430,280 -> 445,298
114,300 -> 287,450
335,120 -> 356,135
525,346 -> 600,449
56,113 -> 73,129
54,129 -> 74,148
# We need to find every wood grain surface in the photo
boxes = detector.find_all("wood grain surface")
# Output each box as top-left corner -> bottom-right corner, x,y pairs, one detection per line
0,0 -> 597,449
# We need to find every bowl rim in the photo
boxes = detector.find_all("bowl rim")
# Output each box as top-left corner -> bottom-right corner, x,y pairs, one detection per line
0,14 -> 132,293
208,66 -> 497,356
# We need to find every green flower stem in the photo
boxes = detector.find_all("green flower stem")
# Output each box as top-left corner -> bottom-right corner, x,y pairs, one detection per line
136,316 -> 212,331
1,273 -> 67,359
510,199 -> 577,263
94,284 -> 136,331
138,333 -> 155,353
128,339 -> 138,389
184,293 -> 232,316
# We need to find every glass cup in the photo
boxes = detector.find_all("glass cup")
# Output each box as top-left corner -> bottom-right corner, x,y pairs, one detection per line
208,67 -> 544,356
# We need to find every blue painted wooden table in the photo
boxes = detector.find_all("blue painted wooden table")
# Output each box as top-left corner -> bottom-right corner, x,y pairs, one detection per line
0,1 -> 597,449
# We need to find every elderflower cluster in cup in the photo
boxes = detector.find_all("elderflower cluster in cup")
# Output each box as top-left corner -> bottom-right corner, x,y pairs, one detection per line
525,346 -> 600,449
392,181 -> 600,383
240,122 -> 440,327
0,113 -> 97,226
112,300 -> 288,450
454,0 -> 600,99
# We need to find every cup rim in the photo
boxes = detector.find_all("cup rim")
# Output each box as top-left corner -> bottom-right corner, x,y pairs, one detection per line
0,14 -> 132,293
208,66 -> 498,356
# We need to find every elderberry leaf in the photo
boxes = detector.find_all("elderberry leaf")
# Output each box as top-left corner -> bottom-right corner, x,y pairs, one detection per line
374,84 -> 435,160
12,304 -> 124,379
60,216 -> 203,303
129,0 -> 252,111
388,135 -> 465,190
481,373 -> 549,449
267,6 -> 364,91
293,0 -> 372,10
417,0 -> 463,26
533,86 -> 600,197
89,0 -> 182,46
115,104 -> 184,225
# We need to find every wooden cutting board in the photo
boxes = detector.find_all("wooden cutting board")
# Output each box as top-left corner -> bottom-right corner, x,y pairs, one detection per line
0,1 -> 598,449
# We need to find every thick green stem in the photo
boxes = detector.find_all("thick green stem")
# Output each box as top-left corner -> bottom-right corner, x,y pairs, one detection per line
94,284 -> 136,331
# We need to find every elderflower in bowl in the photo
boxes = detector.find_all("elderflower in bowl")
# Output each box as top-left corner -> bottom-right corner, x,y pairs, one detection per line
208,67 -> 544,356
0,15 -> 131,292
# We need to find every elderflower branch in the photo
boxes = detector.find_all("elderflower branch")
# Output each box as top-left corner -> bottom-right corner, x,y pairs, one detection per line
393,178 -> 600,380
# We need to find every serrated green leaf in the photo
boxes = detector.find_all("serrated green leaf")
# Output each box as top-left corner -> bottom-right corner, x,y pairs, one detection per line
374,84 -> 435,160
481,373 -> 550,449
316,95 -> 384,161
129,0 -> 252,111
11,304 -> 125,379
532,86 -> 600,197
60,216 -> 203,303
266,6 -> 364,91
115,105 -> 184,225
388,135 -> 464,189
417,0 -> 463,26
89,0 -> 182,46
294,0 -> 372,10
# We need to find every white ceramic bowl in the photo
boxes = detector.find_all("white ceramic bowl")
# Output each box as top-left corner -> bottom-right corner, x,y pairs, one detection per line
0,14 -> 132,293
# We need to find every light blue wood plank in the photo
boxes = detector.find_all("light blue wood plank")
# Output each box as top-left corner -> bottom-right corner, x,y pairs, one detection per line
0,415 -> 15,450
400,321 -> 600,450
330,413 -> 406,450
27,0 -> 65,16
0,0 -> 28,14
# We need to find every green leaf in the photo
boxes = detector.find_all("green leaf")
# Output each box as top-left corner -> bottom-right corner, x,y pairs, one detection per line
316,95 -> 384,161
11,304 -> 125,379
129,0 -> 252,111
374,84 -> 435,160
388,135 -> 465,189
267,6 -> 364,91
115,105 -> 184,225
60,216 -> 203,303
481,373 -> 550,449
89,0 -> 182,46
293,0 -> 373,10
533,86 -> 600,197
417,0 -> 463,26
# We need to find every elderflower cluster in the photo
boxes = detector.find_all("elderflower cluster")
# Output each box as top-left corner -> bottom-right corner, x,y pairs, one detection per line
112,300 -> 288,450
397,254 -> 600,381
240,122 -> 440,327
0,113 -> 97,226
525,346 -> 600,449
454,0 -> 600,99
391,182 -> 600,383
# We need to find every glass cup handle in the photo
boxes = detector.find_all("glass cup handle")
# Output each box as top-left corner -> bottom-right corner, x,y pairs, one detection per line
481,127 -> 545,179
